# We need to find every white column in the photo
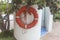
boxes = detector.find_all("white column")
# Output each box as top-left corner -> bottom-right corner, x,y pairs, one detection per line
48,15 -> 53,32
14,5 -> 42,40
44,7 -> 53,32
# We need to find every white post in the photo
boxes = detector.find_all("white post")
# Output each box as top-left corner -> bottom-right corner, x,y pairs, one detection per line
44,7 -> 53,32
14,5 -> 42,40
48,15 -> 53,32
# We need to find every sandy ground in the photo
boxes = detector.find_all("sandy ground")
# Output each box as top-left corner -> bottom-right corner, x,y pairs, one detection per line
41,22 -> 60,40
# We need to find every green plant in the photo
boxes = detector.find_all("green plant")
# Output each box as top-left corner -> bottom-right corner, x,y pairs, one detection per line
0,30 -> 15,40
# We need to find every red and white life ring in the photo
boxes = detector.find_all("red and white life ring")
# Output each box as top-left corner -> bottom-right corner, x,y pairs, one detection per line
16,6 -> 38,29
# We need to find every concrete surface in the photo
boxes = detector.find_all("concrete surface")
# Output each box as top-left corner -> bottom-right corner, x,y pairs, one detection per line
41,22 -> 60,40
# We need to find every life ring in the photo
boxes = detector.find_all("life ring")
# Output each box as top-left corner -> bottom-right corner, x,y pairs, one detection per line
16,6 -> 38,29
